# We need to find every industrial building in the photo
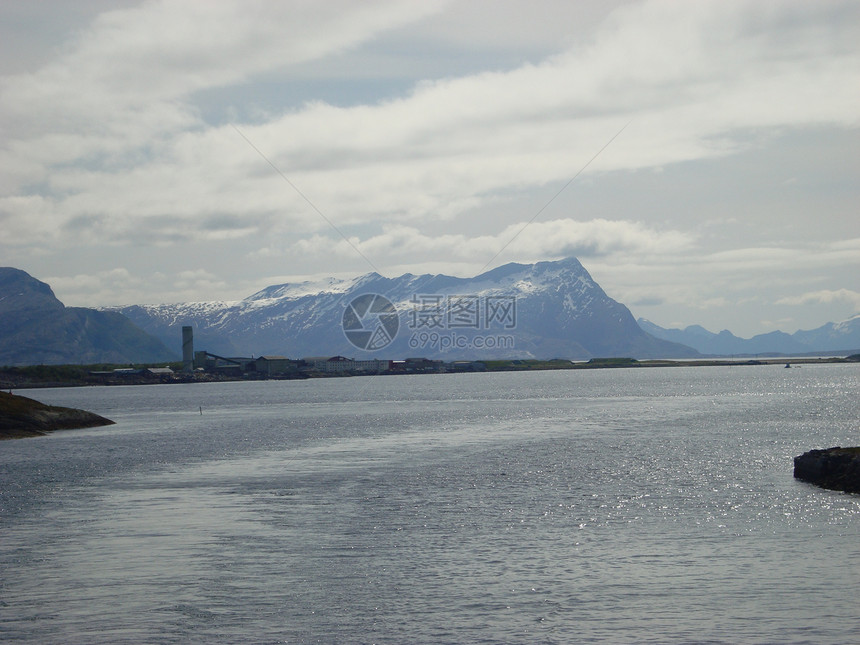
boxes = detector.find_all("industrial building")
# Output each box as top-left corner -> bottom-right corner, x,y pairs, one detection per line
178,326 -> 453,379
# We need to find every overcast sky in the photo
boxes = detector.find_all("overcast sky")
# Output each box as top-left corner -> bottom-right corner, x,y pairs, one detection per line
1,0 -> 858,337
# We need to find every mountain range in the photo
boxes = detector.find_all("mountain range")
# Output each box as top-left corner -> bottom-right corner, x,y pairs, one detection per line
0,267 -> 175,366
638,316 -> 860,356
4,259 -> 857,366
110,257 -> 696,361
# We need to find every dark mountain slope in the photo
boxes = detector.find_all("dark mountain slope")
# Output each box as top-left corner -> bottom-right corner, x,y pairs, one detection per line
0,268 -> 176,366
639,315 -> 860,356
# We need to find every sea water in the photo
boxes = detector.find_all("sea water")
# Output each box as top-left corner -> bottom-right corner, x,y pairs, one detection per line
1,364 -> 858,643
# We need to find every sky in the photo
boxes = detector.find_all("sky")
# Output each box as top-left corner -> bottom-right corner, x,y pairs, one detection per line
1,0 -> 858,338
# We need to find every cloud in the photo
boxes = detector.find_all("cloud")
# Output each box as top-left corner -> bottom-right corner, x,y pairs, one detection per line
46,267 -> 232,306
578,234 -> 860,322
1,0 -> 857,339
683,239 -> 860,275
45,267 -> 142,305
776,289 -> 860,309
0,0 -> 443,206
1,0 -> 858,251
285,218 -> 696,266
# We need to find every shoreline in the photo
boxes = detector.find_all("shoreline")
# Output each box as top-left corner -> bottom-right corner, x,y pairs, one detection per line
0,391 -> 115,439
2,355 -> 856,390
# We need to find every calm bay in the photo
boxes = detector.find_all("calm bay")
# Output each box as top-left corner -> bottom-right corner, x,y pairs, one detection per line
1,364 -> 858,643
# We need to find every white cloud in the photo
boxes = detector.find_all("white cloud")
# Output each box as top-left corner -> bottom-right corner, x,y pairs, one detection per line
46,268 -> 142,304
2,0 -> 858,250
46,266 -> 232,306
0,0 -> 443,192
776,289 -> 860,309
580,234 -> 860,330
284,218 -> 695,267
0,0 -> 857,338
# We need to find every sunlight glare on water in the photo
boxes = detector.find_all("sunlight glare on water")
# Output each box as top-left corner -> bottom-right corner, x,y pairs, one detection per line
1,364 -> 858,643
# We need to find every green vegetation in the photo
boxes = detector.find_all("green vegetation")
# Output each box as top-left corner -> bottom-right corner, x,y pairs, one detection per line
0,361 -> 184,388
1,355 -> 854,389
586,357 -> 638,366
481,357 -> 641,370
1,364 -> 92,384
472,356 -> 856,372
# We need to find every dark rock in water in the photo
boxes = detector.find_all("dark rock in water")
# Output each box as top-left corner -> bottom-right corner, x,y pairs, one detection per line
0,391 -> 115,439
794,447 -> 860,494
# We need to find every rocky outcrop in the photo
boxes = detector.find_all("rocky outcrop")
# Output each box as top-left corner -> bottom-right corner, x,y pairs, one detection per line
794,447 -> 860,494
0,391 -> 115,439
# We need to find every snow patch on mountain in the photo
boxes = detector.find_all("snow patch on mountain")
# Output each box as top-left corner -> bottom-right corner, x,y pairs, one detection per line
109,258 -> 698,360
833,313 -> 860,333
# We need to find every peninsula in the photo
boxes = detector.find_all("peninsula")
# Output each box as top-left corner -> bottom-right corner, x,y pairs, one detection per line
0,391 -> 115,439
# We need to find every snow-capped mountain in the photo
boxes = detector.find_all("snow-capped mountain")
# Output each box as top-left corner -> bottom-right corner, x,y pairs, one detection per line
792,314 -> 860,352
638,314 -> 860,356
111,257 -> 697,360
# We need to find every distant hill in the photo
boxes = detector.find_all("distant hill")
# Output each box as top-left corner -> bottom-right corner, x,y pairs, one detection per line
111,257 -> 698,360
0,268 -> 177,366
638,315 -> 860,356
